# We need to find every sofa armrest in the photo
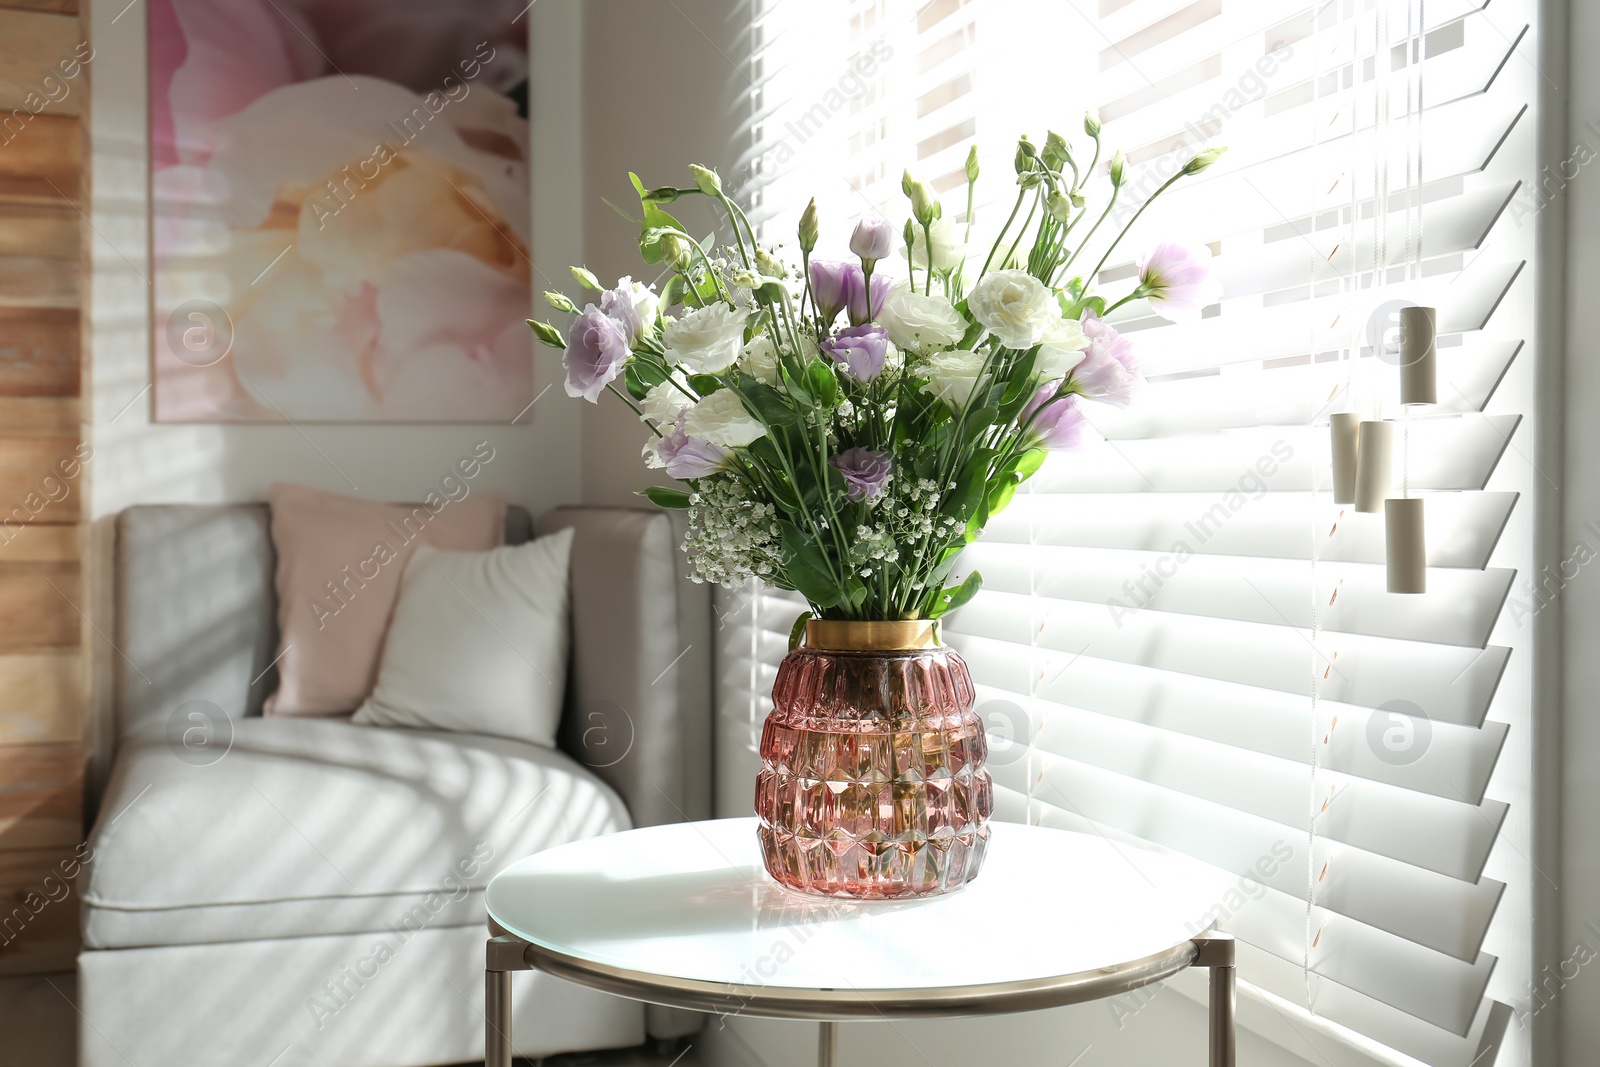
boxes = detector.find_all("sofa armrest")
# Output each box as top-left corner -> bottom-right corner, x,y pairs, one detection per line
536,506 -> 712,828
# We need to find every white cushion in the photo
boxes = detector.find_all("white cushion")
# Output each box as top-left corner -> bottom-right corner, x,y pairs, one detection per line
353,529 -> 573,747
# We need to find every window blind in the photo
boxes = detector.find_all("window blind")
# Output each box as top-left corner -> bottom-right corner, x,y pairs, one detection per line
724,2 -> 1540,1065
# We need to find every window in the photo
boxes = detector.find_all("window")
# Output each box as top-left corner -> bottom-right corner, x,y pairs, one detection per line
725,2 -> 1539,1064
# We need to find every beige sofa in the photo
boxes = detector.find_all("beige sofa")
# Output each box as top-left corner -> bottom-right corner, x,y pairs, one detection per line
77,504 -> 711,1067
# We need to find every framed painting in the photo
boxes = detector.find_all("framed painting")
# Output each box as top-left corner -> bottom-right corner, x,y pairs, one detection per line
148,0 -> 535,422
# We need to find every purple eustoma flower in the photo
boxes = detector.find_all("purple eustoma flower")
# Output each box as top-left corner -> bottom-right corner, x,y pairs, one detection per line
1137,242 -> 1223,323
564,305 -> 630,403
821,324 -> 890,382
850,217 -> 894,263
598,276 -> 651,344
829,447 -> 892,502
844,267 -> 893,326
1071,313 -> 1141,407
1020,386 -> 1092,451
809,259 -> 852,325
657,420 -> 728,480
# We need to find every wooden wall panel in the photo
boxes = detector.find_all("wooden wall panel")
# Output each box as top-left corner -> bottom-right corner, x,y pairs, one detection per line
0,114 -> 78,203
0,846 -> 80,976
0,744 -> 80,850
0,308 -> 78,395
0,255 -> 77,308
0,652 -> 79,744
0,0 -> 86,988
0,564 -> 79,649
0,523 -> 75,563
0,12 -> 81,117
0,437 -> 81,521
0,203 -> 76,258
0,398 -> 77,437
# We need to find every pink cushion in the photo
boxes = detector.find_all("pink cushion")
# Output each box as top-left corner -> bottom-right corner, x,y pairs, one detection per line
264,482 -> 507,716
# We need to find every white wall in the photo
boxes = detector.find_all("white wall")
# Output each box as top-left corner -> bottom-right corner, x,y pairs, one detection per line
575,0 -> 752,507
85,2 -> 586,779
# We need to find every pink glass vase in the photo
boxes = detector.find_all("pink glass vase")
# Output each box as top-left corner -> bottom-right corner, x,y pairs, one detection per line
755,620 -> 993,898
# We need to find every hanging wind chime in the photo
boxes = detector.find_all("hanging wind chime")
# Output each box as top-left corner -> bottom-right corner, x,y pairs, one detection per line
1328,0 -> 1433,594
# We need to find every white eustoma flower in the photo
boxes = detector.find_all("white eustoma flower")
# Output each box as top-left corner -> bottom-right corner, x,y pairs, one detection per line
877,285 -> 967,351
739,335 -> 783,385
685,388 -> 766,447
918,348 -> 990,411
664,303 -> 747,373
1034,316 -> 1090,380
638,381 -> 691,425
628,279 -> 660,335
968,269 -> 1058,350
906,218 -> 966,274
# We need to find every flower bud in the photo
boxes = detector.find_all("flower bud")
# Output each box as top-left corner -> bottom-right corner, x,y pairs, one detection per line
543,290 -> 578,314
689,164 -> 722,196
1183,146 -> 1228,176
965,144 -> 981,184
660,233 -> 690,268
905,172 -> 938,225
1084,111 -> 1101,138
570,265 -> 602,290
755,248 -> 785,279
850,217 -> 894,264
903,219 -> 917,255
1043,130 -> 1070,171
643,186 -> 681,203
798,198 -> 819,254
1047,191 -> 1072,224
1109,149 -> 1127,188
1014,137 -> 1035,175
527,319 -> 566,349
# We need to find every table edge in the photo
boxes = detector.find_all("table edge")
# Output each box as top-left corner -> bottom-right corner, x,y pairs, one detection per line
517,936 -> 1203,1020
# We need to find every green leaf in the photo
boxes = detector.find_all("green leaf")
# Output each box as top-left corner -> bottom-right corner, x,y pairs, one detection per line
928,570 -> 983,619
941,450 -> 994,524
625,360 -> 673,402
1012,448 -> 1048,480
570,266 -> 602,291
738,379 -> 801,427
688,373 -> 723,396
999,347 -> 1040,408
1060,291 -> 1106,320
660,274 -> 688,309
526,319 -> 566,349
639,486 -> 693,509
788,610 -> 812,651
986,476 -> 1020,519
624,363 -> 650,401
780,522 -> 843,608
804,361 -> 838,408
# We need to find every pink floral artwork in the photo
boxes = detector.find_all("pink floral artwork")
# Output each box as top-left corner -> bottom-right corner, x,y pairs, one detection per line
149,0 -> 535,422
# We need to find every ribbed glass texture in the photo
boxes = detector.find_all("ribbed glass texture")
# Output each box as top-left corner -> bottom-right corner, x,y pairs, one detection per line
755,643 -> 993,898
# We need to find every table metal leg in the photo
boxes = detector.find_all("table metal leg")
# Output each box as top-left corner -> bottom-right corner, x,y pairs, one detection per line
818,1020 -> 837,1067
486,969 -> 512,1067
485,934 -> 529,1067
1192,932 -> 1236,1067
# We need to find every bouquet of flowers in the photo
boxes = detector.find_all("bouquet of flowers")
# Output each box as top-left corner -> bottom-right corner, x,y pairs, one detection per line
530,123 -> 1222,628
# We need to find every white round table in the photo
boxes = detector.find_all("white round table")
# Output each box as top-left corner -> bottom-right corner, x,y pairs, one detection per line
484,817 -> 1237,1067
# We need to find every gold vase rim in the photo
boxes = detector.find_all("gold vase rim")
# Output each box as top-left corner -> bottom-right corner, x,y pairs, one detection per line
804,619 -> 941,651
